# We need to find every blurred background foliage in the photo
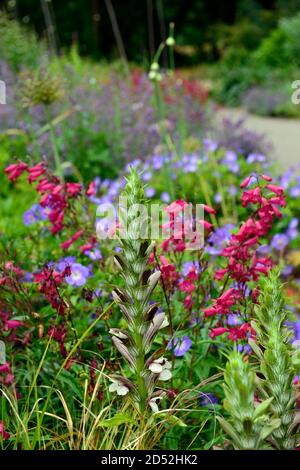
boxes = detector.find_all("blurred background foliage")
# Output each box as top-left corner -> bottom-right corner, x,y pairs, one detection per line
0,0 -> 300,64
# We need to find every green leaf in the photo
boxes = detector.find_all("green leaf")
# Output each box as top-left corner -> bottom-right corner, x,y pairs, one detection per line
216,416 -> 242,448
97,413 -> 135,428
253,397 -> 274,421
292,349 -> 300,367
260,418 -> 281,441
248,337 -> 264,361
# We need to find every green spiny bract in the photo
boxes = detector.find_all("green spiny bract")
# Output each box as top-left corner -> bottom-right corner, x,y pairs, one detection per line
250,269 -> 297,449
218,349 -> 280,450
109,167 -> 169,415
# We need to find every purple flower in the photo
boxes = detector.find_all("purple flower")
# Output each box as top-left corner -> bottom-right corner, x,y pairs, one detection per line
23,204 -> 47,226
227,313 -> 243,327
85,248 -> 102,261
271,233 -> 289,251
65,263 -> 91,287
182,261 -> 200,276
21,272 -> 34,283
247,153 -> 266,164
281,265 -> 293,278
142,171 -> 152,182
145,187 -> 155,198
228,185 -> 238,196
222,151 -> 240,173
161,192 -> 170,203
286,321 -> 300,348
280,169 -> 293,189
237,344 -> 251,355
256,244 -> 272,256
200,392 -> 218,407
286,218 -> 299,240
289,186 -> 300,198
152,155 -> 164,170
203,138 -> 218,152
167,335 -> 192,356
56,257 -> 76,272
205,224 -> 234,256
214,193 -> 222,204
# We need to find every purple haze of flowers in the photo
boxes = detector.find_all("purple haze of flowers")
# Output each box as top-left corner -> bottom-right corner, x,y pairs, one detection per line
167,336 -> 192,357
23,204 -> 47,226
271,233 -> 289,251
200,393 -> 218,407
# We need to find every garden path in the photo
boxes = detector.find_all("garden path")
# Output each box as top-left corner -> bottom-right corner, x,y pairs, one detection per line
218,108 -> 300,172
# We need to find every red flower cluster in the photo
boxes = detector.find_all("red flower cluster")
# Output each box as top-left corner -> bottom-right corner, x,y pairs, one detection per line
162,200 -> 214,252
179,266 -> 199,311
204,175 -> 286,342
5,161 -> 82,235
34,266 -> 71,315
158,255 -> 179,292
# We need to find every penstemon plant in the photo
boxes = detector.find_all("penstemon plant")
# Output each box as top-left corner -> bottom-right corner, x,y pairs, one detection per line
109,168 -> 170,415
218,349 -> 280,450
250,269 -> 298,449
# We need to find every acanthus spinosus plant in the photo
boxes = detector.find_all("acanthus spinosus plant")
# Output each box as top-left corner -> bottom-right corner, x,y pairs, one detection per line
109,168 -> 170,414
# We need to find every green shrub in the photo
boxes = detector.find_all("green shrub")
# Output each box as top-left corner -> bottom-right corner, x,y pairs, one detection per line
0,13 -> 46,72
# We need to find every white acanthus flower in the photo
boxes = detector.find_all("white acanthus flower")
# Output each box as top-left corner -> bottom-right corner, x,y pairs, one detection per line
149,395 -> 164,413
109,380 -> 129,396
148,357 -> 172,381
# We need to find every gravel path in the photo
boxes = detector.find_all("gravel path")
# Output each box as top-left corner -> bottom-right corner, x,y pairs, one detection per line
218,108 -> 300,172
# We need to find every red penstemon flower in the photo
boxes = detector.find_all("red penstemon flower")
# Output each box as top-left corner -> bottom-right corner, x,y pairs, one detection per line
204,174 -> 286,343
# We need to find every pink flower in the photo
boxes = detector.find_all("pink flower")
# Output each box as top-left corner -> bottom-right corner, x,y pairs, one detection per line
202,204 -> 216,215
5,162 -> 28,181
5,320 -> 24,330
27,163 -> 46,183
61,230 -> 84,250
240,175 -> 252,189
209,327 -> 229,339
265,184 -> 284,196
66,183 -> 82,197
164,199 -> 188,216
86,180 -> 96,197
178,279 -> 196,294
